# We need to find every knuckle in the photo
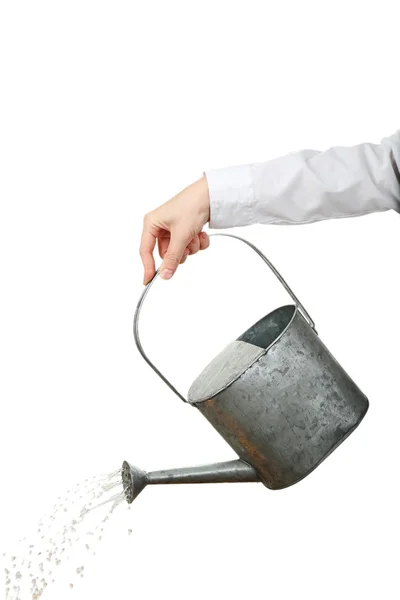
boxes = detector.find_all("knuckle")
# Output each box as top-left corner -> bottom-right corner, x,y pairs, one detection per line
165,251 -> 181,265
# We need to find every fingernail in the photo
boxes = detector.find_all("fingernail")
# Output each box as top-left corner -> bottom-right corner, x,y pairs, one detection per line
160,269 -> 173,280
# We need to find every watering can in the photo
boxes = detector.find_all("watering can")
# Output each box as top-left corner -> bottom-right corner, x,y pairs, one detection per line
122,234 -> 369,503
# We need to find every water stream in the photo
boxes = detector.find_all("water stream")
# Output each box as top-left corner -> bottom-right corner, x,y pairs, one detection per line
1,468 -> 130,599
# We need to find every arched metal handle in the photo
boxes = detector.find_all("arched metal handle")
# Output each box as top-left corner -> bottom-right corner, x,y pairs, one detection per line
133,232 -> 316,403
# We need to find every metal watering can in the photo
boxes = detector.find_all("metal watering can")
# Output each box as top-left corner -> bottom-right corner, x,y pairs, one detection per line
121,234 -> 369,503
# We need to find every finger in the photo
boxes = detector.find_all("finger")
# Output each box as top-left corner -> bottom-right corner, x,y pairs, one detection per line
157,235 -> 170,260
180,248 -> 190,264
140,227 -> 157,285
187,235 -> 200,255
199,231 -> 210,250
160,231 -> 191,280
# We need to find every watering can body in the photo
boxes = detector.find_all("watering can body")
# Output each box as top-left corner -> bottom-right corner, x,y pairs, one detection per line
189,304 -> 368,490
122,234 -> 368,503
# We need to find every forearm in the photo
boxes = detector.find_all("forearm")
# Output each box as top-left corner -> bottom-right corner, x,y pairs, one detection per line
205,130 -> 400,229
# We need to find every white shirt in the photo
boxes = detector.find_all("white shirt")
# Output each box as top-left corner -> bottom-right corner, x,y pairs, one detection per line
205,130 -> 400,229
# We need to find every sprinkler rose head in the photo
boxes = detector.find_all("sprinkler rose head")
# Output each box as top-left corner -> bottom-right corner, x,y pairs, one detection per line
121,462 -> 148,504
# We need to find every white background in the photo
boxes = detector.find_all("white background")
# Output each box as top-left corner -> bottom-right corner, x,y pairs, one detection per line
1,1 -> 399,599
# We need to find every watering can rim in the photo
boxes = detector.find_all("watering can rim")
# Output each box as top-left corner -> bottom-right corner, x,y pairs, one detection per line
188,303 -> 301,404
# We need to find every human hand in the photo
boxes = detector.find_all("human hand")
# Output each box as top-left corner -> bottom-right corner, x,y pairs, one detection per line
140,175 -> 211,284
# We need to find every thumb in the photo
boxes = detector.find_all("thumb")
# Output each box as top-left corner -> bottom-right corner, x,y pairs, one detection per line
160,232 -> 190,280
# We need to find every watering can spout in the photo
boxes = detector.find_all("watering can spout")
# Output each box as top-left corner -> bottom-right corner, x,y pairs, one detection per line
122,462 -> 148,503
121,459 -> 259,504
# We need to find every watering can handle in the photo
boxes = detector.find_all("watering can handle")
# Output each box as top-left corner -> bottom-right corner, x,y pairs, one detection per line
133,232 -> 316,404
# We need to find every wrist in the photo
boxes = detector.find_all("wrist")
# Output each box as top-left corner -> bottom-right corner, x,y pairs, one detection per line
195,174 -> 210,224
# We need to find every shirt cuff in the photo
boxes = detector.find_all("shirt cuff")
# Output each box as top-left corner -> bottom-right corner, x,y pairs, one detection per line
204,164 -> 255,229
381,129 -> 400,214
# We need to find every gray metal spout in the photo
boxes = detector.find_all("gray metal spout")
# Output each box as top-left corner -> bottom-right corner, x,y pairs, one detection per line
121,459 -> 259,504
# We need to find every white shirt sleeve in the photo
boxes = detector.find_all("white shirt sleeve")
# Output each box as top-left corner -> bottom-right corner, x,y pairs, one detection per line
205,130 -> 400,229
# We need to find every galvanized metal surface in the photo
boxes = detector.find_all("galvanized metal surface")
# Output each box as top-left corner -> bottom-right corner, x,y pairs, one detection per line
122,459 -> 259,504
188,339 -> 265,403
188,305 -> 297,403
196,307 -> 368,490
